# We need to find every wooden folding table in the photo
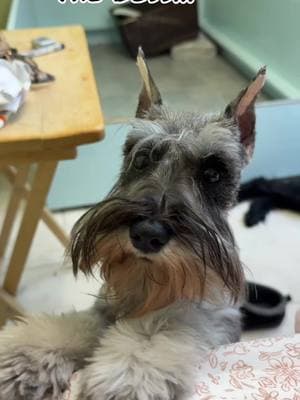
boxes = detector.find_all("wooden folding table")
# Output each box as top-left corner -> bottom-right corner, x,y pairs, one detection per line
0,26 -> 104,326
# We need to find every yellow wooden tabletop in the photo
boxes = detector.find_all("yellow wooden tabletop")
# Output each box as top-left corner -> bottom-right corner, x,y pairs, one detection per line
0,26 -> 104,155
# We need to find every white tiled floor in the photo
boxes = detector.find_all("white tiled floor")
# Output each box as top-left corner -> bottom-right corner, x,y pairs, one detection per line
0,200 -> 299,339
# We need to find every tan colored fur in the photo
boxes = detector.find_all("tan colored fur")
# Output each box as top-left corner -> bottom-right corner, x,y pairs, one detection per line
82,231 -> 233,318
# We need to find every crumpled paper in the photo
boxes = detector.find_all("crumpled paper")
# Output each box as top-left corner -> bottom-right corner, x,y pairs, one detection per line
0,58 -> 31,128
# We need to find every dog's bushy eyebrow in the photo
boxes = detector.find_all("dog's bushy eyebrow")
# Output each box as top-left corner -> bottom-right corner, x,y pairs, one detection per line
123,123 -> 161,155
123,136 -> 140,155
198,151 -> 238,170
136,139 -> 156,153
124,137 -> 154,159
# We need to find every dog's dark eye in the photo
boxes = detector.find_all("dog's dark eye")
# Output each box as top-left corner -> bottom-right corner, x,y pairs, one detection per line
203,168 -> 220,183
133,153 -> 149,170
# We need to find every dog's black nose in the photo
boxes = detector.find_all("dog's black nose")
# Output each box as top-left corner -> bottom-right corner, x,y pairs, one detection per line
129,220 -> 171,253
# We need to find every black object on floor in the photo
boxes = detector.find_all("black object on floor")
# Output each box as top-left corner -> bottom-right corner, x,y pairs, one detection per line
242,282 -> 291,330
239,176 -> 300,227
111,2 -> 199,58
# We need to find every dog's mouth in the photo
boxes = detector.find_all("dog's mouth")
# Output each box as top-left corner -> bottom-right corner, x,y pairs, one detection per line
70,196 -> 245,315
138,255 -> 153,262
96,231 -> 236,317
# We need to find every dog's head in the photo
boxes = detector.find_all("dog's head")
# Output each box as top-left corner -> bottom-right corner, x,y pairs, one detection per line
71,49 -> 266,317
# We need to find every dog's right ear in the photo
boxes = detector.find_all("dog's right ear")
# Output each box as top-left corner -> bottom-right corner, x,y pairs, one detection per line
136,47 -> 162,118
224,67 -> 266,162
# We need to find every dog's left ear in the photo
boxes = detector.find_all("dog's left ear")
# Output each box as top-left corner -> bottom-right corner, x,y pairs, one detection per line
136,47 -> 162,118
225,67 -> 266,161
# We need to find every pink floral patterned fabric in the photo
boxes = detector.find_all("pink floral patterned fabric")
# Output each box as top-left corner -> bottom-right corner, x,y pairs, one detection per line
63,335 -> 300,400
192,335 -> 300,400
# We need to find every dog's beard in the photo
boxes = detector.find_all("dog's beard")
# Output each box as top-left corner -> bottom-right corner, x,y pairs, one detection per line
71,197 -> 245,318
78,231 -> 242,318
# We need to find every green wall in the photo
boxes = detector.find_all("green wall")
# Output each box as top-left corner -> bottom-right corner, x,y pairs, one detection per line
200,0 -> 300,99
0,0 -> 11,28
7,0 -> 119,43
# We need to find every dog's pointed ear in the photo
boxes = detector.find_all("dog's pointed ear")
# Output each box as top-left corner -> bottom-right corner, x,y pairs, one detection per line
136,47 -> 162,118
225,67 -> 266,161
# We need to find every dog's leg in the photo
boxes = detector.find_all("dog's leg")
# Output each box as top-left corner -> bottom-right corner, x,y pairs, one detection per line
78,305 -> 241,400
79,315 -> 207,400
0,308 -> 104,400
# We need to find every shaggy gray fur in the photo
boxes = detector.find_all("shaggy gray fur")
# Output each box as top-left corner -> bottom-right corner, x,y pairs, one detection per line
0,55 -> 265,400
0,302 -> 240,400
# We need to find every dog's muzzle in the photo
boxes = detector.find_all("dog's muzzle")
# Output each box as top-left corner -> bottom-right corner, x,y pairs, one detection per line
129,219 -> 172,253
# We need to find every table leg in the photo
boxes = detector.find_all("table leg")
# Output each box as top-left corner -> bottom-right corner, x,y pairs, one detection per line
3,166 -> 70,248
42,209 -> 70,247
3,161 -> 57,296
0,166 -> 30,260
0,288 -> 25,327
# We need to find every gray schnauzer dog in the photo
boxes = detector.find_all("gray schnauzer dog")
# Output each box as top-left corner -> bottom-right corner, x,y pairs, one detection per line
0,50 -> 266,400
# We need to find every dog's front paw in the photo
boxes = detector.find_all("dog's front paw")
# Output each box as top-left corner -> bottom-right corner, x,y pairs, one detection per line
0,347 -> 74,400
80,319 -> 192,400
82,378 -> 178,400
